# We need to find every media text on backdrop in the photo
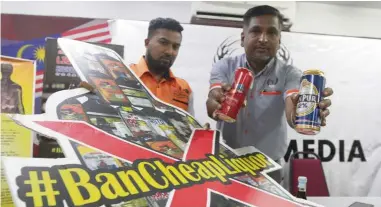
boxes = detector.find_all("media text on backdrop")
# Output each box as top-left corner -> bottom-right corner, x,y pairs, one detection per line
284,139 -> 366,162
206,5 -> 333,183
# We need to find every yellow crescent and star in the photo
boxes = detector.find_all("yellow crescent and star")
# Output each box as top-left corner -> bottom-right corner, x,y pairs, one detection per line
16,44 -> 45,62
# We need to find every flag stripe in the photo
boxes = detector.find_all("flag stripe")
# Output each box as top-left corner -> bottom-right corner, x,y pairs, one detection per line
36,83 -> 43,89
35,92 -> 43,98
64,27 -> 109,40
99,38 -> 112,44
61,23 -> 109,37
74,32 -> 110,41
84,35 -> 112,43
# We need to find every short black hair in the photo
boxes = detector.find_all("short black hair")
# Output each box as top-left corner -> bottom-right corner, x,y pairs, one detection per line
147,17 -> 184,38
243,5 -> 283,28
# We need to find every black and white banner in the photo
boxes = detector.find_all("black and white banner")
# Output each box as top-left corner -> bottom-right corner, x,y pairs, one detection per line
109,19 -> 381,197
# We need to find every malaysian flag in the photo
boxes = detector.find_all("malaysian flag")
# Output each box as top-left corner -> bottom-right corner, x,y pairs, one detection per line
1,20 -> 112,113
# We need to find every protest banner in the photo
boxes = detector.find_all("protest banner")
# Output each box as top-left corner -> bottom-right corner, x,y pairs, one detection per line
2,39 -> 321,207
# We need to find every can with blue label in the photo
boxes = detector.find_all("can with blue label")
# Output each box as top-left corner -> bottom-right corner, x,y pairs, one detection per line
295,69 -> 326,135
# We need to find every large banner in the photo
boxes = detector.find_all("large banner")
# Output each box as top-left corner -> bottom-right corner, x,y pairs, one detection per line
109,20 -> 381,196
2,39 -> 321,207
1,56 -> 36,207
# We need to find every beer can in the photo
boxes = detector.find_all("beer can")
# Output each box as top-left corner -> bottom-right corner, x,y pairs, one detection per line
214,67 -> 254,123
295,69 -> 326,135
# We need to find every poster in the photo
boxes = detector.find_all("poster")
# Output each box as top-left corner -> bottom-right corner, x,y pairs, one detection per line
109,20 -> 381,197
43,38 -> 125,94
1,56 -> 35,207
2,39 -> 321,207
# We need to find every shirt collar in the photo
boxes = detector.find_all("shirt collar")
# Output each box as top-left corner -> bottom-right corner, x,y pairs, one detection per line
245,55 -> 277,77
134,56 -> 175,80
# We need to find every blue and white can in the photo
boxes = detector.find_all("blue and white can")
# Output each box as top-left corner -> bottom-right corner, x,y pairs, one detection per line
295,69 -> 326,135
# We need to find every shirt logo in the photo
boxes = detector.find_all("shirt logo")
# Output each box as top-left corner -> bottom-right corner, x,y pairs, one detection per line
266,77 -> 279,90
266,77 -> 278,87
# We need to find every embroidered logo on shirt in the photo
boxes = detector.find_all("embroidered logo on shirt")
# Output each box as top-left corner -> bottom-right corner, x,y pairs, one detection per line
266,77 -> 279,88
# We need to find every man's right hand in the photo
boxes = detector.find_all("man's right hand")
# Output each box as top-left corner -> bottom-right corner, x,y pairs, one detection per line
206,83 -> 232,120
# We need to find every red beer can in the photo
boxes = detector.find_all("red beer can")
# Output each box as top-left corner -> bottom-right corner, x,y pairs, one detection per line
214,67 -> 254,123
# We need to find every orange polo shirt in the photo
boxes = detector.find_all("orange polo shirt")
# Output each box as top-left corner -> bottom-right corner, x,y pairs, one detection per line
129,57 -> 192,112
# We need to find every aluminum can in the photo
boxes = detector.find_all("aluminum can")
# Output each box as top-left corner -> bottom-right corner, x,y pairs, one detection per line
295,69 -> 326,135
214,67 -> 254,123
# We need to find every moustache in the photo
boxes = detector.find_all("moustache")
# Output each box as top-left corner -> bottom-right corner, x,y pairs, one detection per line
255,44 -> 270,50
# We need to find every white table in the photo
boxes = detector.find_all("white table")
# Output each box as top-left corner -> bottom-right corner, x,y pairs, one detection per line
308,197 -> 381,207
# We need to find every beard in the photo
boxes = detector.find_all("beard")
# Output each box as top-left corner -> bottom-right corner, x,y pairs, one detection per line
145,52 -> 173,75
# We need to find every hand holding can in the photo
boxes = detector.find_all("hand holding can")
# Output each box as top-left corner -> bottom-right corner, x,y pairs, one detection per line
214,67 -> 254,123
295,69 -> 326,135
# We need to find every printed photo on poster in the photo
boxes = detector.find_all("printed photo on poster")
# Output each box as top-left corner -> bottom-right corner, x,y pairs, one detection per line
121,87 -> 149,98
119,110 -> 155,137
99,56 -> 134,81
128,96 -> 154,108
146,116 -> 186,149
145,139 -> 183,159
89,76 -> 129,104
58,104 -> 89,121
44,38 -> 124,93
1,64 -> 25,114
87,113 -> 133,139
74,142 -> 122,170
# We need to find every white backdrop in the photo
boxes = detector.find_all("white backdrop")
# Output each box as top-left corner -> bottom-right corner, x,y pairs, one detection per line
109,20 -> 381,197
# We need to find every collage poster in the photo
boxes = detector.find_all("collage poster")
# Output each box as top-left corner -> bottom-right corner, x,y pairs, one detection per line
1,56 -> 36,207
2,39 -> 321,207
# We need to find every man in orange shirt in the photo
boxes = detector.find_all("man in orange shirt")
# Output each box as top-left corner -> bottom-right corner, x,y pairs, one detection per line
129,17 -> 194,115
80,18 -> 194,116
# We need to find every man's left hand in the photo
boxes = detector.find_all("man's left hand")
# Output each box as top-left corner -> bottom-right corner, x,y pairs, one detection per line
318,87 -> 333,126
291,87 -> 333,126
